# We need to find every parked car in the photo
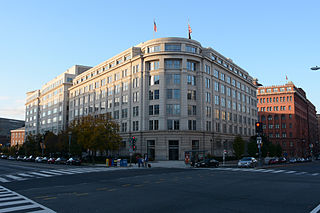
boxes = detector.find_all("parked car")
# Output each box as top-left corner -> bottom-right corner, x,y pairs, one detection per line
55,157 -> 67,165
195,158 -> 219,168
35,157 -> 43,163
238,157 -> 257,168
41,157 -> 48,163
289,158 -> 297,163
47,158 -> 56,164
16,156 -> 24,161
22,156 -> 28,161
66,158 -> 81,166
279,157 -> 287,163
1,154 -> 8,159
8,156 -> 16,160
269,158 -> 279,165
26,155 -> 35,162
297,158 -> 305,163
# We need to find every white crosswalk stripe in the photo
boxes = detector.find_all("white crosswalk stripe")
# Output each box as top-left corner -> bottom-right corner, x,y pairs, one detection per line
209,167 -> 317,177
0,167 -> 128,183
0,186 -> 55,213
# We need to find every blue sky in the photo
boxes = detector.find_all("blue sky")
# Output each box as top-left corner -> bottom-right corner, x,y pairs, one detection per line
0,0 -> 319,120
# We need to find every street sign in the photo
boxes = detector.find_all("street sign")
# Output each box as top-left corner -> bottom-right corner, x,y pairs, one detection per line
257,137 -> 262,144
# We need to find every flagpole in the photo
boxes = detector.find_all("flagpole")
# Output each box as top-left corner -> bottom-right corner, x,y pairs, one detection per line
153,19 -> 155,39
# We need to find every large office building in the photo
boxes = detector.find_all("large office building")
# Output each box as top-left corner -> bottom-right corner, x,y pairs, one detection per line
25,65 -> 91,136
257,82 -> 318,158
69,37 -> 258,160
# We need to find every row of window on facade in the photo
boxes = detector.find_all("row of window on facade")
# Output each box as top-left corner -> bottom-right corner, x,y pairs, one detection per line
42,79 -> 64,95
263,123 -> 293,129
259,87 -> 292,94
260,114 -> 292,121
72,59 -> 253,98
259,105 -> 292,112
119,119 -> 254,136
258,96 -> 292,104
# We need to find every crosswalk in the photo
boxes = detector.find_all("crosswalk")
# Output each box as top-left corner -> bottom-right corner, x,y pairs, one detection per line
0,185 -> 55,212
0,167 -> 125,183
211,167 -> 320,177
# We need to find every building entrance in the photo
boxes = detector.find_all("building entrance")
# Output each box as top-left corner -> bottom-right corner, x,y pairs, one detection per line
169,140 -> 179,160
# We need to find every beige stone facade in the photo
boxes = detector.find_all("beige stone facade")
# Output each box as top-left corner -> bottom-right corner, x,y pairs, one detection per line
69,37 -> 258,160
25,65 -> 91,136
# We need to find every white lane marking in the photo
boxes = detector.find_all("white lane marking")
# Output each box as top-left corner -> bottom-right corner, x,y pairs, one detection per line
0,185 -> 55,213
0,193 -> 14,198
260,169 -> 275,173
17,173 -> 34,177
295,172 -> 307,175
271,170 -> 285,173
0,191 -> 9,194
285,171 -> 296,174
311,173 -> 319,176
310,203 -> 320,213
0,200 -> 30,207
49,170 -> 74,175
0,203 -> 39,212
0,196 -> 21,202
39,171 -> 63,176
5,175 -> 26,181
0,178 -> 10,183
29,172 -> 52,177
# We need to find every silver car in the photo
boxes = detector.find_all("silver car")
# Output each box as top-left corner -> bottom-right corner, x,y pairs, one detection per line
238,157 -> 257,168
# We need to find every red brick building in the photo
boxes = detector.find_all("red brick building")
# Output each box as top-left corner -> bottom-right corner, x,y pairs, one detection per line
257,82 -> 318,158
10,127 -> 25,147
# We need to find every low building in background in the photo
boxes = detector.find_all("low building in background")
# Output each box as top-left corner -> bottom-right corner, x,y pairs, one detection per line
0,118 -> 25,147
10,127 -> 25,147
257,81 -> 318,158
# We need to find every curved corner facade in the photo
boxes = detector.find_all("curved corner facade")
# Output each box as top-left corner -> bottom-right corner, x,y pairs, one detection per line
68,37 -> 258,160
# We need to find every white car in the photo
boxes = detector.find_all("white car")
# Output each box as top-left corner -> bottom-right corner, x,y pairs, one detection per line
238,157 -> 257,168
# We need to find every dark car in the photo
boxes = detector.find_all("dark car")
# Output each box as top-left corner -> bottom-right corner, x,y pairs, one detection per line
195,158 -> 219,168
55,157 -> 67,165
8,156 -> 16,160
1,154 -> 8,159
22,156 -> 28,161
47,158 -> 56,164
66,158 -> 81,166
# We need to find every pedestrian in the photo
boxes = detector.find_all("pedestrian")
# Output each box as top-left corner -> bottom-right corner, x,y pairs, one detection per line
141,157 -> 144,167
138,156 -> 141,167
144,154 -> 148,168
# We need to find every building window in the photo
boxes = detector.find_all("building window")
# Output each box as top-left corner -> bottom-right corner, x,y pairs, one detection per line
188,105 -> 197,116
167,89 -> 180,99
148,46 -> 160,53
166,104 -> 180,115
165,59 -> 181,69
187,90 -> 196,100
185,45 -> 197,53
187,75 -> 196,85
132,121 -> 139,131
121,122 -> 127,132
188,120 -> 196,130
133,106 -> 139,117
122,109 -> 128,118
167,119 -> 179,130
165,44 -> 181,51
147,61 -> 160,71
187,61 -> 197,71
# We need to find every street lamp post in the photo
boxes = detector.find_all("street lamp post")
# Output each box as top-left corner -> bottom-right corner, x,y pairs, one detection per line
68,131 -> 72,157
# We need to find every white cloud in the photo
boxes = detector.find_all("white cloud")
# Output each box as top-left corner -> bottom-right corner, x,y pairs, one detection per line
0,106 -> 25,120
0,96 -> 10,101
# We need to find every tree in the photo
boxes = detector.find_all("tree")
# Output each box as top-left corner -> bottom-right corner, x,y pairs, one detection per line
247,139 -> 258,157
233,135 -> 245,159
69,114 -> 122,160
44,131 -> 58,156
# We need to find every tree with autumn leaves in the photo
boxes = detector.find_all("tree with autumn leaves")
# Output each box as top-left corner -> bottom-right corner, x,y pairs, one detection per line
14,114 -> 122,158
69,114 -> 122,158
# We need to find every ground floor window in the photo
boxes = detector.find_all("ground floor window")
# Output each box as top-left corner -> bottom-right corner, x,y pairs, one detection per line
169,140 -> 179,160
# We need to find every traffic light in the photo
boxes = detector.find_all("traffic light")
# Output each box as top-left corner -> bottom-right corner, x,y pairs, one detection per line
255,122 -> 263,134
132,136 -> 136,151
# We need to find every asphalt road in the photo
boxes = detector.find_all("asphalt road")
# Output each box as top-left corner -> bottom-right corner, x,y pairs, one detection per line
1,159 -> 320,213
